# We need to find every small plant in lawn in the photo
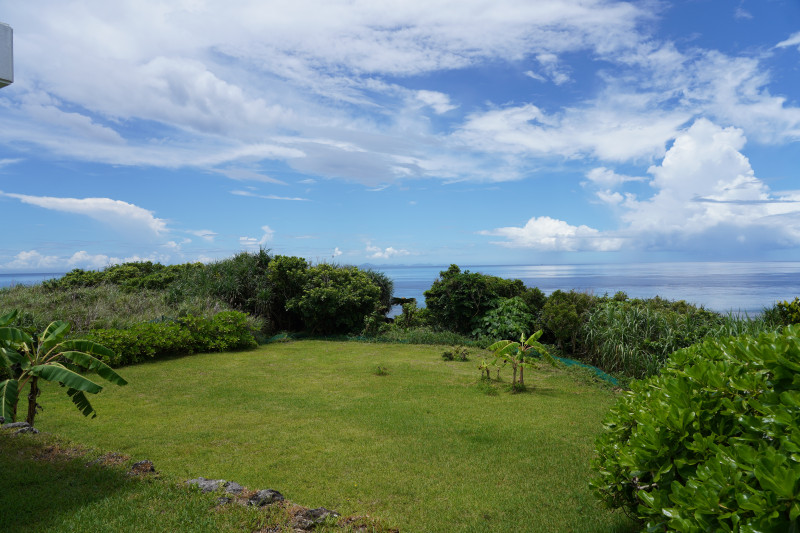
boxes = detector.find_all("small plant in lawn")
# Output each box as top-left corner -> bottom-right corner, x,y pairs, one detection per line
0,310 -> 127,426
477,359 -> 492,380
373,364 -> 389,376
488,330 -> 550,390
441,345 -> 469,362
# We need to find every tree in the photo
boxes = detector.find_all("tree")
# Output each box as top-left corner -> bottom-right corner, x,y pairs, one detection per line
0,311 -> 127,426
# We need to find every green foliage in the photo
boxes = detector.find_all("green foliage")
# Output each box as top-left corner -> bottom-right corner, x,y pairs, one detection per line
83,311 -> 257,366
364,269 -> 394,314
392,301 -> 426,330
365,326 -> 484,347
423,264 -> 528,335
287,264 -> 381,335
488,330 -> 550,388
0,312 -> 126,426
540,290 -> 599,352
592,326 -> 800,531
472,296 -> 535,342
582,299 -> 724,378
441,345 -> 469,362
769,296 -> 800,326
263,254 -> 308,331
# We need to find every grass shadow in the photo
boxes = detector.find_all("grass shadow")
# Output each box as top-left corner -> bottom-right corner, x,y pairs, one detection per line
0,430 -> 136,532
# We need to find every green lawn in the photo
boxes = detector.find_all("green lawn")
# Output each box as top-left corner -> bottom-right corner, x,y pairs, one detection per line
33,340 -> 636,533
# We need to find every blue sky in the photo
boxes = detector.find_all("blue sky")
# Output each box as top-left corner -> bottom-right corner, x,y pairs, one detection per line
1,0 -> 800,272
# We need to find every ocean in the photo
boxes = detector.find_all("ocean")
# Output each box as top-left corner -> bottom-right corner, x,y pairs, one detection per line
380,261 -> 800,316
2,262 -> 799,316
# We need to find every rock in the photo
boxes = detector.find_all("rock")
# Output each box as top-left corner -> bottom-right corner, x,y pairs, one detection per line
128,460 -> 156,476
224,481 -> 244,495
2,421 -> 30,429
16,426 -> 39,435
217,496 -> 233,505
186,477 -> 227,493
291,507 -> 340,530
247,489 -> 285,507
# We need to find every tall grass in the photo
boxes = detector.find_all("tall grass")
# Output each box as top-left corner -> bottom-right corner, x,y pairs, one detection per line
0,283 -> 239,334
581,300 -> 780,378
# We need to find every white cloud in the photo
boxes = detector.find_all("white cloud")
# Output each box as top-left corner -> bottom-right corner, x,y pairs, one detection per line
240,225 -> 275,249
333,247 -> 343,257
188,229 -> 218,242
67,251 -> 120,270
483,119 -> 800,252
5,250 -> 62,270
230,189 -> 310,201
776,31 -> 800,50
415,90 -> 457,114
584,167 -> 645,188
480,216 -> 623,251
0,159 -> 22,169
366,243 -> 411,259
0,191 -> 168,236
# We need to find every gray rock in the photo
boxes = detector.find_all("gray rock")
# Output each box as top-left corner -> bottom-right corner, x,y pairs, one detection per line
217,496 -> 233,505
16,426 -> 39,434
224,481 -> 244,495
291,507 -> 340,530
2,421 -> 30,429
186,477 -> 227,493
247,489 -> 285,507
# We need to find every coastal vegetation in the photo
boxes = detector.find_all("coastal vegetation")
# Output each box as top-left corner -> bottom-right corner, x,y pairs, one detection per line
2,253 -> 799,531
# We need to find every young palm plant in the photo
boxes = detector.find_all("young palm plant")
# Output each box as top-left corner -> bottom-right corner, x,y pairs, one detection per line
488,330 -> 551,389
0,310 -> 127,426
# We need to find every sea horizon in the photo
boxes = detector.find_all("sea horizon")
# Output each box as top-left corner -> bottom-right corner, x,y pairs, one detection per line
2,260 -> 799,316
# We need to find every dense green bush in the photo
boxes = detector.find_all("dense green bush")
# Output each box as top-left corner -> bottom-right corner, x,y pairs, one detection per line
592,326 -> 800,531
471,296 -> 536,342
423,265 -> 528,335
540,290 -> 599,352
287,264 -> 381,335
83,311 -> 257,366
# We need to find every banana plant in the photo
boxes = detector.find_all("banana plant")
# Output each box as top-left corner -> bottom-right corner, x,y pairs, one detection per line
0,310 -> 127,427
488,330 -> 550,389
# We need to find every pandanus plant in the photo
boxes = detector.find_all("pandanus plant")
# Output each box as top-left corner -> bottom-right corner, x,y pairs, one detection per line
488,330 -> 550,388
0,310 -> 127,427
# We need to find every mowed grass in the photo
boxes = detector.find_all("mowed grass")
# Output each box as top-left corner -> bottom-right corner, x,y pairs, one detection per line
34,341 -> 636,533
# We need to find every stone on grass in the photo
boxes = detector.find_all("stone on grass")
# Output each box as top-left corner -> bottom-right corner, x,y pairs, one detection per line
16,426 -> 39,435
2,421 -> 30,429
224,481 -> 244,495
291,507 -> 340,530
247,489 -> 285,507
186,477 -> 228,493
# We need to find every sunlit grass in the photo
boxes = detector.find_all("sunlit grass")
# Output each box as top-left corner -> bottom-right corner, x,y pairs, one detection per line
35,341 -> 636,532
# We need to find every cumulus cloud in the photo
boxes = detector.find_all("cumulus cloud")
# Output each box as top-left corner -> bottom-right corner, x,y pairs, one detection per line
0,191 -> 168,236
333,247 -> 343,257
485,119 -> 800,253
366,243 -> 411,259
5,250 -> 62,270
480,216 -> 623,251
240,225 -> 275,249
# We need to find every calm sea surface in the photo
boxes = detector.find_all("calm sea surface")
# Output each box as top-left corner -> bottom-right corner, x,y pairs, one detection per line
3,262 -> 800,316
380,262 -> 800,316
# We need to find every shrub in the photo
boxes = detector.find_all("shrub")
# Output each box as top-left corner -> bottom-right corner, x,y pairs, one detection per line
286,264 -> 381,335
540,290 -> 599,353
471,296 -> 535,342
423,265 -> 528,335
592,326 -> 800,531
441,346 -> 469,362
82,311 -> 257,366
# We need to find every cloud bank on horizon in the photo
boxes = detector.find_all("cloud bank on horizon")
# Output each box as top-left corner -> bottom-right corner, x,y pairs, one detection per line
0,0 -> 799,271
